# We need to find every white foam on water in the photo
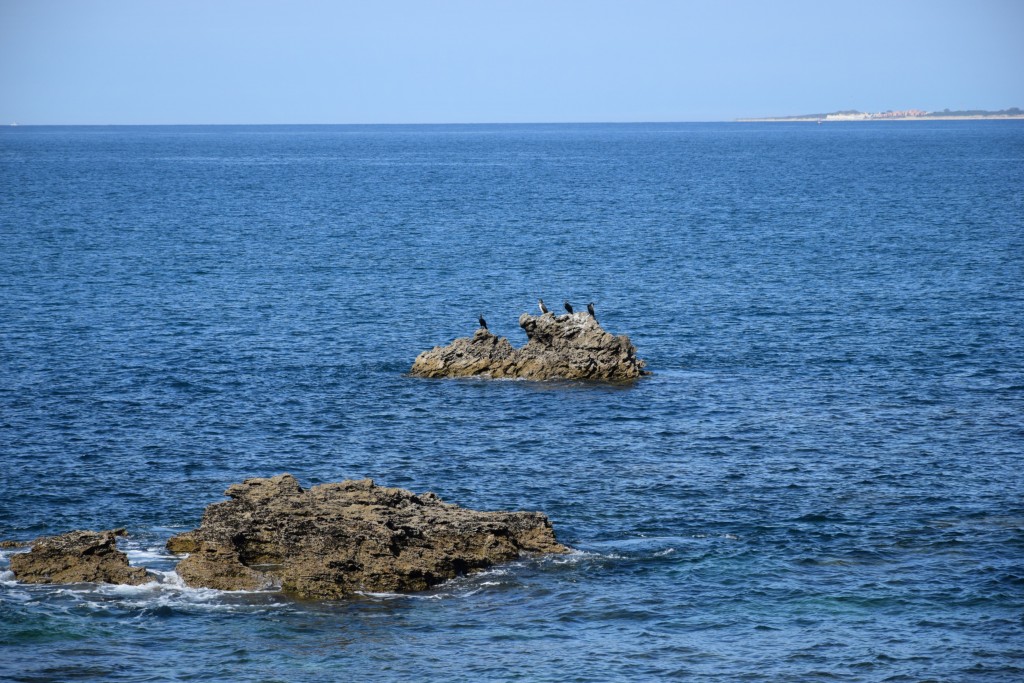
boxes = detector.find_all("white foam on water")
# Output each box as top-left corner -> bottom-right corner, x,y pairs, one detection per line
354,561 -> 531,602
1,542 -> 564,609
0,547 -> 29,562
550,548 -> 623,562
354,590 -> 405,600
148,567 -> 183,586
690,532 -> 741,541
124,546 -> 179,563
475,566 -> 512,576
357,588 -> 478,601
1,564 -> 289,615
137,568 -> 282,599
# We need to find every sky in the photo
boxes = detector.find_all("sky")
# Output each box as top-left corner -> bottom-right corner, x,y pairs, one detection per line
1,0 -> 1022,124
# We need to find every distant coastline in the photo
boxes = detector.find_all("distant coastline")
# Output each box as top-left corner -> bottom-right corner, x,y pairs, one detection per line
738,107 -> 1024,122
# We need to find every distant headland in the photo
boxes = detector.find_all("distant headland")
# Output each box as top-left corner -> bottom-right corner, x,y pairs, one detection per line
738,107 -> 1024,122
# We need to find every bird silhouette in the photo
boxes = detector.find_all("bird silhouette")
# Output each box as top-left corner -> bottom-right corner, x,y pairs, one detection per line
564,301 -> 574,314
538,298 -> 549,314
587,302 -> 596,319
478,314 -> 488,330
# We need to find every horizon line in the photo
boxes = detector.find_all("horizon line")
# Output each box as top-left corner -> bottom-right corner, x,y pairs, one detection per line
3,119 -> 738,127
6,117 -> 1022,128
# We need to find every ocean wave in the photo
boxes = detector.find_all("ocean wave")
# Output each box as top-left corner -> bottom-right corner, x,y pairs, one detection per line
0,565 -> 288,616
123,545 -> 180,564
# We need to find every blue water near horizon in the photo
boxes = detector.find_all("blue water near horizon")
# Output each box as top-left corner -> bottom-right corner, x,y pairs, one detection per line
1,121 -> 1023,681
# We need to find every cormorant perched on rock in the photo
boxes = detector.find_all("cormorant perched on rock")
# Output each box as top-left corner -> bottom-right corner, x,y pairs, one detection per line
478,315 -> 488,330
564,301 -> 574,314
538,298 -> 549,315
587,302 -> 596,319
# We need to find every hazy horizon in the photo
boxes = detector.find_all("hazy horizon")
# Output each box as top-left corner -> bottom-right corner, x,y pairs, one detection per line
5,114 -> 1024,127
2,0 -> 1022,126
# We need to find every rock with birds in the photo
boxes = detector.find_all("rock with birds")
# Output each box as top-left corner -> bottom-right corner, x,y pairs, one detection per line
410,305 -> 649,381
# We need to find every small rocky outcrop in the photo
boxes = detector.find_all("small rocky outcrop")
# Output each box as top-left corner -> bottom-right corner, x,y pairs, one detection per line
167,474 -> 569,599
8,528 -> 151,586
410,312 -> 649,381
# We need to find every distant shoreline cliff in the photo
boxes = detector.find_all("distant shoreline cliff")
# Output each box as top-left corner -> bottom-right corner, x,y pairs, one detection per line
738,107 -> 1024,122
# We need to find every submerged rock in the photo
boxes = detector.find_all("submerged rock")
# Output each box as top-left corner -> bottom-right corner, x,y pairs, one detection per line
167,474 -> 569,599
8,528 -> 151,585
410,312 -> 649,381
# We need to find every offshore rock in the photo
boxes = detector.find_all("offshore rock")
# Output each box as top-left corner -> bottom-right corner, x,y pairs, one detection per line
409,312 -> 649,381
9,528 -> 151,585
167,474 -> 569,599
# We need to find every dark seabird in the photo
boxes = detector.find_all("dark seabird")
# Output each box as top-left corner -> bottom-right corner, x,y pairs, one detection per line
538,298 -> 550,314
478,314 -> 488,330
587,302 -> 596,318
564,300 -> 574,314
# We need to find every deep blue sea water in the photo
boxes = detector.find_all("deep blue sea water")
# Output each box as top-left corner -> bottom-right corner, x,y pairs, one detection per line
1,122 -> 1022,681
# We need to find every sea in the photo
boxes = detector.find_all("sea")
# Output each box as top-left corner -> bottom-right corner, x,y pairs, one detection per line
1,122 -> 1022,682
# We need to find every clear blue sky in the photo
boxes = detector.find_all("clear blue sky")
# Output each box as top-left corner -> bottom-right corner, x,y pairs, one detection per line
1,0 -> 1022,124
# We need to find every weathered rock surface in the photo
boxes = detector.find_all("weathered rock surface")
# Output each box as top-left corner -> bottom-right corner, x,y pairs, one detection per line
410,312 -> 649,381
167,474 -> 569,599
8,528 -> 151,585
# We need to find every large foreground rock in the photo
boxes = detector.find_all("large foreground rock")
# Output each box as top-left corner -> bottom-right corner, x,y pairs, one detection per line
410,312 -> 649,381
167,474 -> 569,599
8,528 -> 150,585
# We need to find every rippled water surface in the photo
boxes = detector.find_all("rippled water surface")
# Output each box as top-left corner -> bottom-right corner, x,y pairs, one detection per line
1,122 -> 1023,681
